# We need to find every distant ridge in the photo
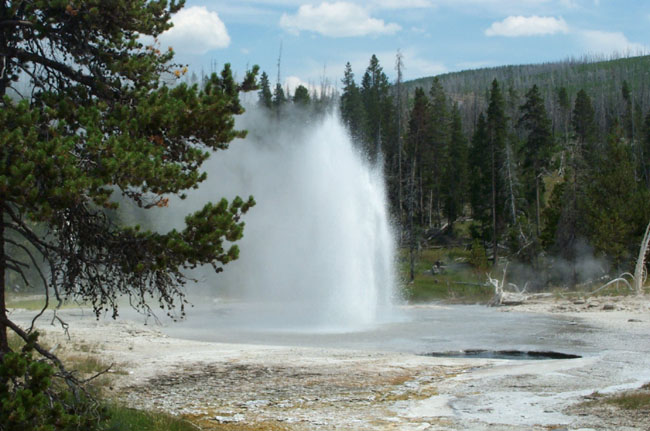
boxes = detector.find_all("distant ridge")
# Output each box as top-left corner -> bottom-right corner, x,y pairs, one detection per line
404,54 -> 650,133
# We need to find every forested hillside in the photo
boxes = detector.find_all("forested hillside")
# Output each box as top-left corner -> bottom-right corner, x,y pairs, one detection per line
409,55 -> 650,139
337,54 -> 650,289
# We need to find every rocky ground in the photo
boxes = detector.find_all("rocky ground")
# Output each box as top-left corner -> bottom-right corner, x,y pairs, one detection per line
8,294 -> 650,430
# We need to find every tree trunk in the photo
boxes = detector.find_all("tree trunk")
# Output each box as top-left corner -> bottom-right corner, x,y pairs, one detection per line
634,221 -> 650,295
409,158 -> 417,282
535,174 -> 541,238
396,54 -> 404,224
491,144 -> 498,266
0,208 -> 8,355
429,190 -> 433,227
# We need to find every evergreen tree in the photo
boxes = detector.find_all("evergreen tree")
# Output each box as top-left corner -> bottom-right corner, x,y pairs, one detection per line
549,89 -> 598,284
273,83 -> 287,110
583,124 -> 650,269
340,62 -> 365,142
405,88 -> 431,281
360,55 -> 391,162
486,79 -> 508,265
621,80 -> 634,141
293,85 -> 311,106
258,71 -> 273,109
427,78 -> 450,226
442,104 -> 468,228
0,1 -> 258,361
518,84 -> 554,236
556,86 -> 571,173
572,89 -> 598,162
642,112 -> 650,187
469,113 -> 491,230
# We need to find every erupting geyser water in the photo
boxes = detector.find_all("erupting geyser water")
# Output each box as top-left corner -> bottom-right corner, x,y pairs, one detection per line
155,110 -> 399,331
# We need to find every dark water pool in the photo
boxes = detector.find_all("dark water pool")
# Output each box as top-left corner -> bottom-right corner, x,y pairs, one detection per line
424,349 -> 582,360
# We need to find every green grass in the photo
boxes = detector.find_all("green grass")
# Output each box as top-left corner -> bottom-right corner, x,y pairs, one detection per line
606,392 -> 650,410
604,384 -> 650,410
103,405 -> 199,431
67,354 -> 113,375
583,384 -> 650,412
399,246 -> 493,303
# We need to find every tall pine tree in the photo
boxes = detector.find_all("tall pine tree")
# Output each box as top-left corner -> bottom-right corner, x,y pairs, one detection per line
340,62 -> 365,143
486,79 -> 508,265
258,71 -> 273,109
360,55 -> 391,162
427,78 -> 450,226
405,88 -> 431,281
518,84 -> 554,236
442,104 -> 468,229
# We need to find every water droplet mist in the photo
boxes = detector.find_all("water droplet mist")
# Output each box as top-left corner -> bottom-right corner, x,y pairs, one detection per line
154,109 -> 399,331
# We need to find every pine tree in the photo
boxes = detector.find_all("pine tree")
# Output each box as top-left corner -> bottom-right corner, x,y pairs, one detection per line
442,104 -> 468,229
621,80 -> 634,141
556,87 -> 571,173
258,71 -> 273,109
360,55 -> 391,162
405,88 -> 431,281
293,85 -> 311,106
0,1 -> 258,359
550,89 -> 598,284
642,112 -> 650,187
486,79 -> 508,265
583,124 -> 650,269
469,113 -> 491,231
340,62 -> 365,143
518,84 -> 554,236
273,83 -> 287,111
427,78 -> 450,226
572,89 -> 598,162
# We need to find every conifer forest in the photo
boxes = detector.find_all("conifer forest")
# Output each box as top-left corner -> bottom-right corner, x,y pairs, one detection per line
259,53 -> 650,289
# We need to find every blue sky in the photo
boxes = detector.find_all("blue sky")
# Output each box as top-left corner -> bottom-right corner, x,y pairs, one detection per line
159,0 -> 650,93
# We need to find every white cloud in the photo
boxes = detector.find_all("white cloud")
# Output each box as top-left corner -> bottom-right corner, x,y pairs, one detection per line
402,53 -> 447,77
284,76 -> 313,94
578,30 -> 647,56
485,15 -> 569,37
159,6 -> 230,54
279,2 -> 401,37
370,0 -> 433,9
349,49 -> 446,80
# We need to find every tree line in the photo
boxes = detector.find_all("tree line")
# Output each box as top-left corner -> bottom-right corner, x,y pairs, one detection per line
340,54 -> 650,287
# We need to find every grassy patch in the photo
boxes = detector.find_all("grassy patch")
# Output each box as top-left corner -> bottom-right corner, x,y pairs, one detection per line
605,391 -> 650,410
104,405 -> 199,431
399,247 -> 492,303
182,415 -> 294,431
6,292 -> 89,311
582,385 -> 650,411
65,354 -> 112,375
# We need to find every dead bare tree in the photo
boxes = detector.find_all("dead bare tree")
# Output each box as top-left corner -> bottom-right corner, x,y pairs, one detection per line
633,221 -> 650,295
487,263 -> 528,306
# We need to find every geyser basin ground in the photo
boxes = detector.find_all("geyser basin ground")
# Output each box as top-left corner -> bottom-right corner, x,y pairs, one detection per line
13,295 -> 650,430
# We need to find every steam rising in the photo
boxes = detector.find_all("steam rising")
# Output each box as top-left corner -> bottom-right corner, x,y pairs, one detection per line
147,108 -> 399,330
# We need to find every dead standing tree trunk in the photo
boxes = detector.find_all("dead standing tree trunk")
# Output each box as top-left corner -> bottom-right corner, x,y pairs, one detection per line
487,263 -> 528,306
634,221 -> 650,295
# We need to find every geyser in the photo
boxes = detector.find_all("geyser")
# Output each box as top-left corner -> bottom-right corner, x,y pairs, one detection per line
152,109 -> 399,331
